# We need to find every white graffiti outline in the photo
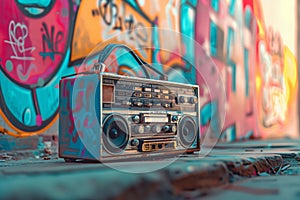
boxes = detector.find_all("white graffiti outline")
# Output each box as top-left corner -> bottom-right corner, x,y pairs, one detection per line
4,20 -> 36,61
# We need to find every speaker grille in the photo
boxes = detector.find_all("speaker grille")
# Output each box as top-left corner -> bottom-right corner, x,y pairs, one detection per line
103,114 -> 129,154
178,115 -> 197,148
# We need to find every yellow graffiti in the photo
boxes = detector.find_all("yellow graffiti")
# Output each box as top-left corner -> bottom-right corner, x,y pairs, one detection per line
71,0 -> 153,63
0,109 -> 59,137
283,46 -> 298,104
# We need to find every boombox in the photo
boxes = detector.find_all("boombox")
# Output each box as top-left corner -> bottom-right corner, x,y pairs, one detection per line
59,67 -> 200,162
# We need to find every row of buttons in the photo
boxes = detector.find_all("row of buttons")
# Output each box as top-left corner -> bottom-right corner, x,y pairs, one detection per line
134,86 -> 170,94
117,96 -> 197,107
129,96 -> 197,107
133,124 -> 177,134
116,83 -> 171,94
115,80 -> 196,95
178,96 -> 198,104
130,99 -> 176,108
132,92 -> 174,100
117,91 -> 197,105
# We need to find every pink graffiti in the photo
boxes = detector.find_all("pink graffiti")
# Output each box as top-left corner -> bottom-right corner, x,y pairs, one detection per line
0,0 -> 70,85
72,80 -> 98,131
36,115 -> 42,126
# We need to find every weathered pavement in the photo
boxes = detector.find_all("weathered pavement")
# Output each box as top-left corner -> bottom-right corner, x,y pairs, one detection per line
0,139 -> 299,200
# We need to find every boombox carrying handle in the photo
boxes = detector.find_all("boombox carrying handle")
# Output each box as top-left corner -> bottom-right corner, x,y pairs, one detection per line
96,43 -> 168,81
92,63 -> 106,73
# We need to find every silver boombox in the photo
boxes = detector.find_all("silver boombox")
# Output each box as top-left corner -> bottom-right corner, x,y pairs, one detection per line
59,63 -> 200,162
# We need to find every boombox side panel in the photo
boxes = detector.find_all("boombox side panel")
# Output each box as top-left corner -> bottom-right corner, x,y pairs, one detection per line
194,86 -> 201,152
59,74 -> 101,161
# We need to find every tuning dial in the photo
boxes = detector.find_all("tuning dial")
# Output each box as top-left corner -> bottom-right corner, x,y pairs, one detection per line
132,115 -> 140,123
163,125 -> 170,132
152,125 -> 161,133
135,125 -> 144,134
189,97 -> 198,104
179,96 -> 188,103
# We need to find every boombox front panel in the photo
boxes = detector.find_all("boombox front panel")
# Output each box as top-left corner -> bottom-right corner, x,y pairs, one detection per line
59,72 -> 201,162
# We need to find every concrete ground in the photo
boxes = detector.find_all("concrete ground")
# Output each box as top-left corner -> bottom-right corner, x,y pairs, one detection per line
0,139 -> 299,200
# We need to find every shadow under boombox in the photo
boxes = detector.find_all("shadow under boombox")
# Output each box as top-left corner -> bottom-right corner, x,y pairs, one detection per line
59,69 -> 201,162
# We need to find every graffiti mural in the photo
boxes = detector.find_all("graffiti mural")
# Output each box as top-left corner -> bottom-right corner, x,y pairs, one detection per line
195,0 -> 257,141
71,0 -> 154,64
0,0 -> 79,136
0,0 -> 298,142
252,0 -> 298,139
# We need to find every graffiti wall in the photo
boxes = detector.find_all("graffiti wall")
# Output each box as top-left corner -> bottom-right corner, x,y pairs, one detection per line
254,0 -> 298,139
195,0 -> 257,141
0,0 -> 78,137
0,0 -> 298,141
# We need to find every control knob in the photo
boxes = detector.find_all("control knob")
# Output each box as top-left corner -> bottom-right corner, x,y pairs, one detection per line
171,115 -> 178,122
130,139 -> 140,147
179,96 -> 188,103
135,125 -> 144,134
189,97 -> 198,104
151,125 -> 161,133
170,125 -> 177,133
132,115 -> 140,123
163,125 -> 170,132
